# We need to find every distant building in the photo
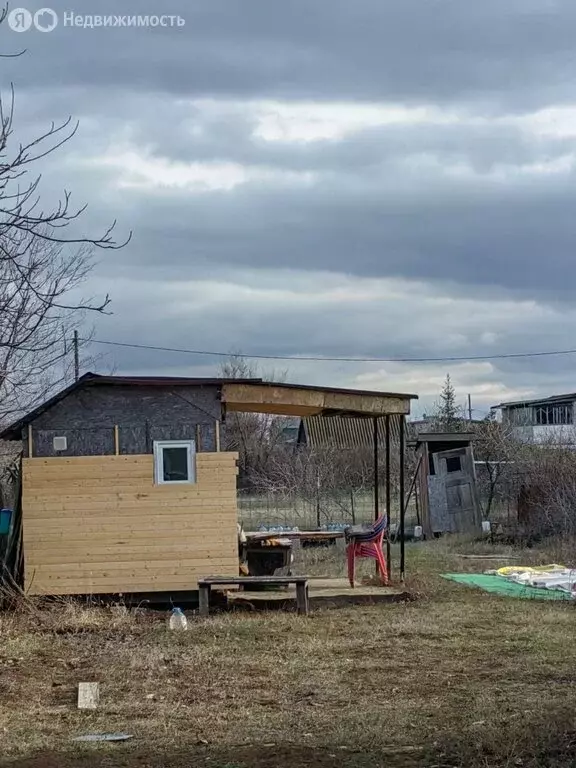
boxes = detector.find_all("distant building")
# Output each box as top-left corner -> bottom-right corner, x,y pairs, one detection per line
278,419 -> 300,445
409,417 -> 484,436
492,393 -> 576,445
409,418 -> 436,434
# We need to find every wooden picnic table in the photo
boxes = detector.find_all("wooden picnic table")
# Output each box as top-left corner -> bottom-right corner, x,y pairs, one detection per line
197,575 -> 310,616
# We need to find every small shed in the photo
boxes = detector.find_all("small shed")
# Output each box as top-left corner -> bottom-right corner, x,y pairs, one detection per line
414,432 -> 481,537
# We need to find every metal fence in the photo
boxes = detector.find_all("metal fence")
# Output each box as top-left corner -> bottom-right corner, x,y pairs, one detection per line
237,488 -> 375,530
237,488 -> 418,532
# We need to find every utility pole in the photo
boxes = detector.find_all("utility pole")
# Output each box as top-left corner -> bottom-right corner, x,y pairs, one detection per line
467,393 -> 472,422
73,330 -> 80,382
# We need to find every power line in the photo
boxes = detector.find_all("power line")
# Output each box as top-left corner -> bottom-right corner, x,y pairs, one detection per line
84,337 -> 576,364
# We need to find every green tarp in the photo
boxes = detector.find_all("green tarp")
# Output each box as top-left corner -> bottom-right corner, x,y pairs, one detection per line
442,573 -> 573,601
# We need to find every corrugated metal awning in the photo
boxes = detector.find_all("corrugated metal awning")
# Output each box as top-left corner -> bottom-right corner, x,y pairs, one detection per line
300,415 -> 406,448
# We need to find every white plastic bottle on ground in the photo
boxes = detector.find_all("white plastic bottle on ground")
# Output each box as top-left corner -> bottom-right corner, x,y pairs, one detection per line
169,607 -> 188,630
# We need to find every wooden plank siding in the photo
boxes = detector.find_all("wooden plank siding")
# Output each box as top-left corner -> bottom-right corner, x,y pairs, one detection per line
22,452 -> 239,595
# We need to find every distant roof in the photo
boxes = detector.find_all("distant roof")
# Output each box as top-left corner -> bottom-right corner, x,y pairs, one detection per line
493,393 -> 576,409
0,372 -> 263,440
414,432 -> 476,444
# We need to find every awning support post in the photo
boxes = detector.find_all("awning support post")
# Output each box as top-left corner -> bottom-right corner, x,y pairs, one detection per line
385,414 -> 391,581
373,416 -> 379,521
399,415 -> 406,582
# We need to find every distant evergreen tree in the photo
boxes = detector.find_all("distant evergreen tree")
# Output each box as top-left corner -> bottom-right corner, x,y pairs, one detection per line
432,374 -> 465,432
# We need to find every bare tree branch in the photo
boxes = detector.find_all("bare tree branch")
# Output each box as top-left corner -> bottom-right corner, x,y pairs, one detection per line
0,27 -> 126,421
0,51 -> 130,249
0,232 -> 108,420
0,6 -> 26,58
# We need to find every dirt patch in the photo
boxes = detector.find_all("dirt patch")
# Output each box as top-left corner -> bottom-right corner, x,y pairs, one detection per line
3,744 -> 428,768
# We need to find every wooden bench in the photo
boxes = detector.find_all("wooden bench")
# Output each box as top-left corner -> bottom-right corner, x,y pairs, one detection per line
197,576 -> 310,617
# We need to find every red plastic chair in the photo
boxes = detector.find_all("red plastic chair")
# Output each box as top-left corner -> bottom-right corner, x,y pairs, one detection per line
345,514 -> 388,587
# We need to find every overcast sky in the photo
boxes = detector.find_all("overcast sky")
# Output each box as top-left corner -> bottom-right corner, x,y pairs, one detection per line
3,0 -> 576,417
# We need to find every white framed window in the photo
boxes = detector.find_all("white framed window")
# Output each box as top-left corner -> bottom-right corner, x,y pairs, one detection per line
53,436 -> 68,451
153,440 -> 196,485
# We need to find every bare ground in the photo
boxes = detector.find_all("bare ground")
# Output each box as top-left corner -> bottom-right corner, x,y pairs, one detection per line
2,539 -> 576,768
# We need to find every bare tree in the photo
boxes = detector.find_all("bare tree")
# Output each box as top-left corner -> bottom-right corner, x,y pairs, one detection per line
0,234 -> 102,419
0,23 -> 129,421
250,435 -> 407,527
471,421 -> 576,543
220,354 -> 290,488
0,86 -> 128,250
473,416 -> 517,519
515,436 -> 576,543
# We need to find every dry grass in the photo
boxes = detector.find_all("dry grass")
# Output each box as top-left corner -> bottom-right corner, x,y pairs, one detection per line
2,539 -> 576,767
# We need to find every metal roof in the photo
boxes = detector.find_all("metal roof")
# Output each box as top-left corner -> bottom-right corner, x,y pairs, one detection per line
300,415 -> 404,448
71,374 -> 263,387
493,392 -> 576,409
414,432 -> 475,444
0,372 -> 263,440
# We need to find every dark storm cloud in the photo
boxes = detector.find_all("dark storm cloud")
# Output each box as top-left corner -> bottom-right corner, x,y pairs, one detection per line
9,76 -> 573,301
60,163 -> 576,300
4,0 -> 576,302
3,0 -> 576,110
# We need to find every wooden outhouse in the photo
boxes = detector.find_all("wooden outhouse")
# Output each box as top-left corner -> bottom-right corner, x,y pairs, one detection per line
414,432 -> 481,537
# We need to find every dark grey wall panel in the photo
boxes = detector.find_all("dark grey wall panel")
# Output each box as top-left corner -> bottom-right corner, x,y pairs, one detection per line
25,384 -> 222,457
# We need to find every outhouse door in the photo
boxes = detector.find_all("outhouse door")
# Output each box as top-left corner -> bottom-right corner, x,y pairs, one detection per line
433,447 -> 480,533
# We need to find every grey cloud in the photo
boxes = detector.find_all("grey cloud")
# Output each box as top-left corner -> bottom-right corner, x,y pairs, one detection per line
82,267 -> 576,415
4,0 -> 576,110
125,110 -> 575,176
13,86 -> 576,180
4,0 -> 576,401
14,89 -> 573,302
77,175 -> 576,301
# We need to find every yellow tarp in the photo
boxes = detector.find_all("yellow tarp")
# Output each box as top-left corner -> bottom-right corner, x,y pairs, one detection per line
496,564 -> 566,577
